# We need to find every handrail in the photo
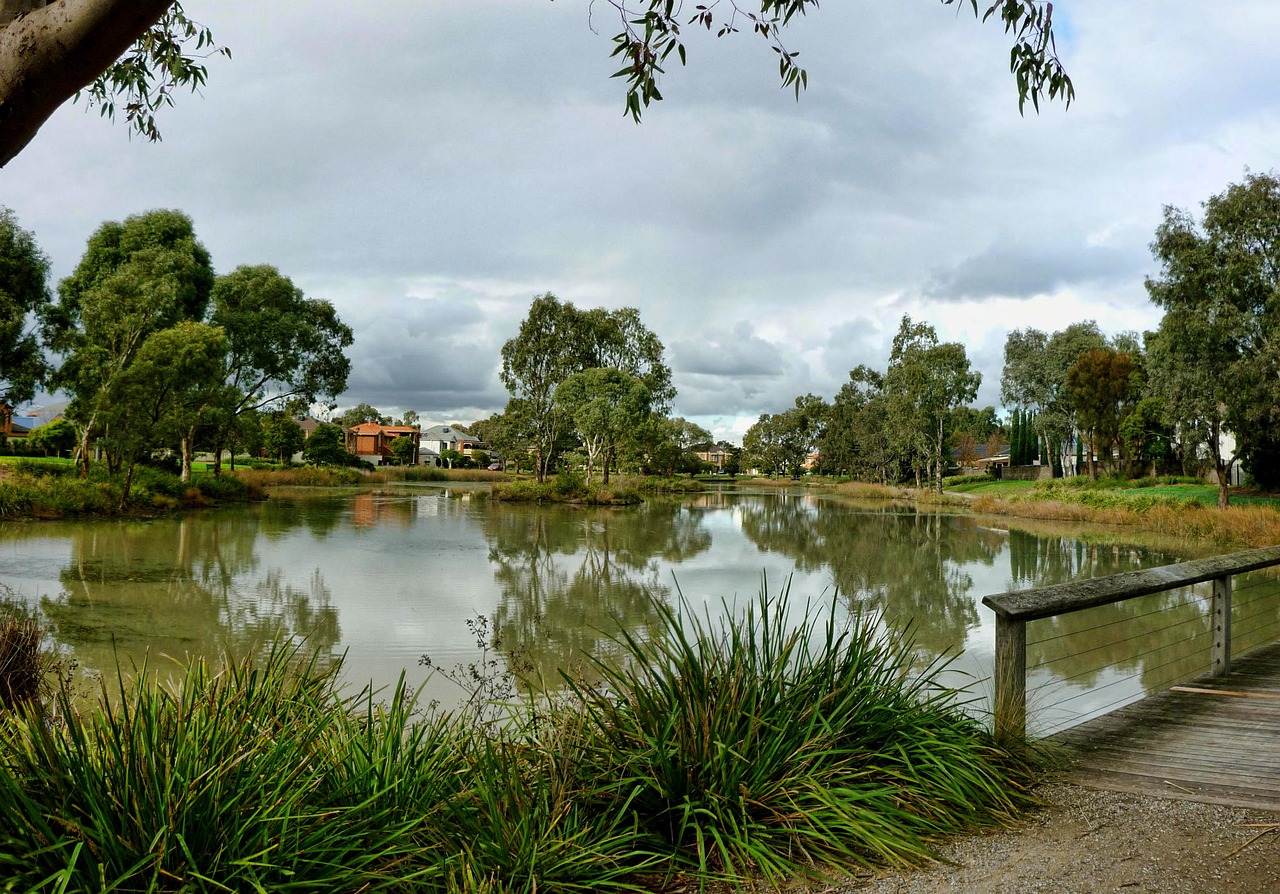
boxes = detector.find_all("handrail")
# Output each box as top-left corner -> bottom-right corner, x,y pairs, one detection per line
981,544 -> 1280,742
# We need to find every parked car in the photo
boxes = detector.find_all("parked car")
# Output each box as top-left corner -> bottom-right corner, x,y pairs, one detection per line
487,463 -> 502,471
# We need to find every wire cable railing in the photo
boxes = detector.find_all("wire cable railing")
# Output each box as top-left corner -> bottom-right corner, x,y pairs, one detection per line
982,545 -> 1280,741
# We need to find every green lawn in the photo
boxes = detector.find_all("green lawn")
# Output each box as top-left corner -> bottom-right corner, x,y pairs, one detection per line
944,478 -> 1036,497
946,475 -> 1280,510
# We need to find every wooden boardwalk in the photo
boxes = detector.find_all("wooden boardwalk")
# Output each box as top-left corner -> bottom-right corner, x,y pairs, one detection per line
1055,641 -> 1280,812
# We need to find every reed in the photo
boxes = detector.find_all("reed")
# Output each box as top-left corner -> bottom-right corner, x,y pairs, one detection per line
566,588 -> 1038,884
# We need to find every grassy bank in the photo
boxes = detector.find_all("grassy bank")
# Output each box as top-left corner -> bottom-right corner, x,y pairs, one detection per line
0,594 -> 1038,893
954,476 -> 1280,549
0,459 -> 261,521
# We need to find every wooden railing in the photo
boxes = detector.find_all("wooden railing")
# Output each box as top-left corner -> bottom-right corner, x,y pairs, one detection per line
981,544 -> 1280,741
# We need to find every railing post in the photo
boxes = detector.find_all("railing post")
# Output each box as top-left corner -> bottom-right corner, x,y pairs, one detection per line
1211,573 -> 1232,676
993,614 -> 1027,742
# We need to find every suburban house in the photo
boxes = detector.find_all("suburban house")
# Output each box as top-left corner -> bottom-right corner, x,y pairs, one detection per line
1,402 -> 68,442
344,422 -> 422,465
691,443 -> 728,471
419,424 -> 494,466
0,403 -> 30,439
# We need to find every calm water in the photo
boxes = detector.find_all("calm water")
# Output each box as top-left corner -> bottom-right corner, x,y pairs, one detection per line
4,484 -> 1276,731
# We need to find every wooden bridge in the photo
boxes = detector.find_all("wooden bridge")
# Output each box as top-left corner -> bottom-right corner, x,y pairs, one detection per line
983,546 -> 1280,811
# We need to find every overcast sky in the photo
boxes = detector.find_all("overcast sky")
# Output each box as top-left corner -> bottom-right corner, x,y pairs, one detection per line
6,1 -> 1280,442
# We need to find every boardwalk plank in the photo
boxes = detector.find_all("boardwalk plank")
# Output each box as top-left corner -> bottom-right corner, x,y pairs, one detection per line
1053,641 -> 1280,811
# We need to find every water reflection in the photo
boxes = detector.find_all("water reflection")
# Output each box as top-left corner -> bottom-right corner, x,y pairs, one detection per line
736,494 -> 1000,660
5,487 -> 1274,733
484,502 -> 711,685
38,513 -> 341,684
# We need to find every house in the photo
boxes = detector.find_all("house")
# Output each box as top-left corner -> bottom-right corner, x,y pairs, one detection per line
345,422 -> 421,464
691,442 -> 728,471
419,424 -> 495,466
1,401 -> 68,442
0,403 -> 31,439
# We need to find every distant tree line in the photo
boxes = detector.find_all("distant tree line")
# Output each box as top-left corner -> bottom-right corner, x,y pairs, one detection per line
748,172 -> 1280,509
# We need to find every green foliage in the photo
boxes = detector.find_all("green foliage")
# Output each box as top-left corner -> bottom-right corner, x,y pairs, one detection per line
0,208 -> 53,406
1147,172 -> 1280,508
75,3 -> 231,145
885,315 -> 980,492
301,422 -> 353,466
0,590 -> 1043,891
388,435 -> 416,465
555,367 -> 652,485
606,1 -> 1071,122
501,294 -> 672,482
209,265 -> 353,454
261,412 -> 306,464
336,402 -> 388,426
0,601 -> 72,715
1065,347 -> 1136,479
490,479 -> 643,506
23,419 -> 77,458
569,588 -> 1037,881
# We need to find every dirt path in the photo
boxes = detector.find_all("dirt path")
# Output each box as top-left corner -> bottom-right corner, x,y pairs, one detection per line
839,783 -> 1280,894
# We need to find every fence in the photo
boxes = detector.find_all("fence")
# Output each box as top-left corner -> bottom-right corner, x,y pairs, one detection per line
982,545 -> 1280,741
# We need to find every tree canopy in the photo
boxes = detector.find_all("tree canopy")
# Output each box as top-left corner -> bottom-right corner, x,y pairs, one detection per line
1145,172 -> 1280,507
0,207 -> 52,406
500,293 -> 672,482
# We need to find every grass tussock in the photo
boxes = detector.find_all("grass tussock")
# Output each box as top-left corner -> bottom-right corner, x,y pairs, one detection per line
0,590 -> 1038,892
631,476 -> 705,494
0,463 -> 258,520
490,479 -> 643,506
0,589 -> 1039,886
835,481 -> 908,500
233,465 -> 366,489
368,466 -> 507,484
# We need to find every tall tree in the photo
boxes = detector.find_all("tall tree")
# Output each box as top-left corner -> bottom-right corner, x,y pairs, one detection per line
1000,321 -> 1106,476
884,315 -> 980,492
554,367 -> 651,485
102,320 -> 226,504
1146,172 -> 1280,508
337,403 -> 388,426
207,264 -> 352,472
1065,347 -> 1136,479
0,207 -> 52,406
0,2 -> 1068,167
49,209 -> 214,475
819,365 -> 894,482
500,293 -> 672,482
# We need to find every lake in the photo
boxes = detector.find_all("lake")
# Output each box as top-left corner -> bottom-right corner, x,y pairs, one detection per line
4,483 -> 1274,733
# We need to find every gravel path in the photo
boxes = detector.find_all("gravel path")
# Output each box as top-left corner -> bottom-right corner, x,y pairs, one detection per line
831,783 -> 1280,894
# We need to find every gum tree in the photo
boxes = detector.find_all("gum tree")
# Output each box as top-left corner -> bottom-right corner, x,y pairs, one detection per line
884,315 -> 980,492
1146,172 -> 1280,508
554,367 -> 651,485
0,207 -> 52,406
48,209 -> 215,475
207,265 -> 352,474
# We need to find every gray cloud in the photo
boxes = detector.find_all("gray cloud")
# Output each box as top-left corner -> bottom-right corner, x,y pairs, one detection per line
924,242 -> 1138,302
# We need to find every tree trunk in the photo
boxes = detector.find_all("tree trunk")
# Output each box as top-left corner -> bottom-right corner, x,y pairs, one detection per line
0,0 -> 173,167
180,427 -> 194,483
118,458 -> 136,510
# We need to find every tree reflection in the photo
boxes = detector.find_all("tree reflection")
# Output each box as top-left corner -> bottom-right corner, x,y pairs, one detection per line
484,502 -> 711,686
40,510 -> 342,684
737,494 -> 1001,660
